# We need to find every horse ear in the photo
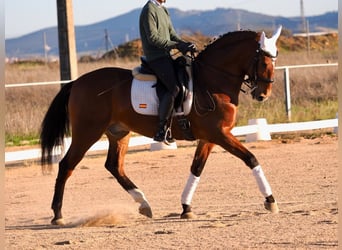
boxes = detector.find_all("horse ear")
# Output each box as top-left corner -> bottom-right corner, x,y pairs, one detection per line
271,25 -> 282,42
259,28 -> 280,57
259,31 -> 266,47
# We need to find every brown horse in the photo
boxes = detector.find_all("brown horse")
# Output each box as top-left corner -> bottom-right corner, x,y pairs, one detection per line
41,27 -> 282,225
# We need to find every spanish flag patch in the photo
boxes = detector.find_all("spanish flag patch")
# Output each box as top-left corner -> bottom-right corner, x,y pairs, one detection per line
139,103 -> 147,109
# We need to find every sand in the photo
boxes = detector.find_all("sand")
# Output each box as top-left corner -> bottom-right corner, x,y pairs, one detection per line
5,136 -> 338,249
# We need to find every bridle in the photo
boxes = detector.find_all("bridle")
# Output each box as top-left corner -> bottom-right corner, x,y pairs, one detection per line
241,47 -> 278,94
189,45 -> 278,95
187,44 -> 278,115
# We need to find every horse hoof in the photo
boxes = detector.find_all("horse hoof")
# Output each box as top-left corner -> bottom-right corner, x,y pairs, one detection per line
51,218 -> 66,226
139,206 -> 153,218
180,212 -> 196,219
264,200 -> 279,213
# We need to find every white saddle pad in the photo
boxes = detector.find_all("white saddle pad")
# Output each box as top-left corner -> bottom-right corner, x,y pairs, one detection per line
131,78 -> 193,116
131,79 -> 159,115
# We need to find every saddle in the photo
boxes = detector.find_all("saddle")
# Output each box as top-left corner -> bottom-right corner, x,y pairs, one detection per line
131,56 -> 195,140
131,56 -> 193,117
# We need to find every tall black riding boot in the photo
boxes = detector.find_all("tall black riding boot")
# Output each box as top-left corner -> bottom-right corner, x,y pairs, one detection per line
153,93 -> 175,143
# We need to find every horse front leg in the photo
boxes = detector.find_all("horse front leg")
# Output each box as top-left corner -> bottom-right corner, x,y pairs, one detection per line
105,131 -> 152,218
219,132 -> 279,213
181,140 -> 215,219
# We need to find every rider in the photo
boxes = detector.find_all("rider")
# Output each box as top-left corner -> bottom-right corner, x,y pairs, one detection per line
139,0 -> 196,143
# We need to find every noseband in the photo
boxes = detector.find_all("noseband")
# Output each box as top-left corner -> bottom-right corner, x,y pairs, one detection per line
241,48 -> 277,94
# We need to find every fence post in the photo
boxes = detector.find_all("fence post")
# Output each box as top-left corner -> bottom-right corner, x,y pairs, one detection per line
56,0 -> 78,87
284,67 -> 292,121
245,118 -> 271,142
334,112 -> 338,135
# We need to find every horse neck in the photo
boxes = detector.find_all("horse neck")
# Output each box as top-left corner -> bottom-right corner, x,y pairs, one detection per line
193,40 -> 258,104
199,39 -> 258,73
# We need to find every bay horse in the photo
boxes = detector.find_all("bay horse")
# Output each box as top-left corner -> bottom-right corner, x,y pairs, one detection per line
41,26 -> 282,225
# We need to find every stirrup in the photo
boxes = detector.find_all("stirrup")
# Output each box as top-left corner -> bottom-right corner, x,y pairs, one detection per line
165,128 -> 175,144
153,127 -> 175,145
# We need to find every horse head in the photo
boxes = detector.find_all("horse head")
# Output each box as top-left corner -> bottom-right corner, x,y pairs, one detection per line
247,26 -> 282,102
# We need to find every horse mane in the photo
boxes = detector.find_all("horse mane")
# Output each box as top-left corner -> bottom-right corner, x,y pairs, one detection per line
196,30 -> 258,58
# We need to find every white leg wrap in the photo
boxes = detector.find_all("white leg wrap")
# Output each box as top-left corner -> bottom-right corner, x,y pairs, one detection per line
128,188 -> 148,204
181,173 -> 200,205
252,165 -> 272,197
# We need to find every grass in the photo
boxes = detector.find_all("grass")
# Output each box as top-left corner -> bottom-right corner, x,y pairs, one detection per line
5,50 -> 338,147
5,134 -> 39,147
236,99 -> 338,126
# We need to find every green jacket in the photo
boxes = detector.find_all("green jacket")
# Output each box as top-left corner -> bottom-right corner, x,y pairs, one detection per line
139,1 -> 183,62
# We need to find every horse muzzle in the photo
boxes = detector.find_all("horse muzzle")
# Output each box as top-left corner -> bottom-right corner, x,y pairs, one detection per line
252,88 -> 271,102
254,94 -> 269,102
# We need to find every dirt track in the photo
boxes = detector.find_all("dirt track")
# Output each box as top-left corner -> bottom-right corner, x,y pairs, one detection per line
5,136 -> 338,249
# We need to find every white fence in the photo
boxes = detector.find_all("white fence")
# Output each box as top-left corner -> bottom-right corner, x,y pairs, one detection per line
5,63 -> 339,164
5,80 -> 70,88
5,118 -> 338,164
277,63 -> 338,120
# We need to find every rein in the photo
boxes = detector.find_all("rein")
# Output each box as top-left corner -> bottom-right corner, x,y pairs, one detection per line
194,57 -> 244,82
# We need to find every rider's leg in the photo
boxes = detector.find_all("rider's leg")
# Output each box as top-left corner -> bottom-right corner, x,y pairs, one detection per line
148,56 -> 180,143
154,92 -> 175,142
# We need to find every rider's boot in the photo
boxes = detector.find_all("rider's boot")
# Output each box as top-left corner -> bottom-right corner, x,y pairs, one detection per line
153,93 -> 175,144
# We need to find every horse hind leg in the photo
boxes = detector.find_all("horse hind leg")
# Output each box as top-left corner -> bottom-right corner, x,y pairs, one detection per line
51,143 -> 93,225
51,158 -> 73,225
51,129 -> 105,225
104,128 -> 152,218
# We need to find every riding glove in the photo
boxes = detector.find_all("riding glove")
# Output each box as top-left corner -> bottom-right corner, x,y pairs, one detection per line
176,41 -> 197,54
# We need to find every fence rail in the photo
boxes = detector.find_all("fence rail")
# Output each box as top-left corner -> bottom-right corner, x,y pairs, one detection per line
5,80 -> 70,88
5,118 -> 338,164
276,63 -> 338,70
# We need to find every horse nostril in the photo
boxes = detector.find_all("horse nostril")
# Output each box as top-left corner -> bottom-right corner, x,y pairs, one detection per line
257,95 -> 269,102
257,96 -> 264,102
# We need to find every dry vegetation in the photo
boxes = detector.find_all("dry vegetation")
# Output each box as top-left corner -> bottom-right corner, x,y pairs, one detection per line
5,33 -> 338,146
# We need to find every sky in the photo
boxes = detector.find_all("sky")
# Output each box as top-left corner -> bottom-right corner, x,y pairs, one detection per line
5,0 -> 338,39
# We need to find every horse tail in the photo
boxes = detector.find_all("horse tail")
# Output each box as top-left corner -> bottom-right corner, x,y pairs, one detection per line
40,82 -> 73,166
